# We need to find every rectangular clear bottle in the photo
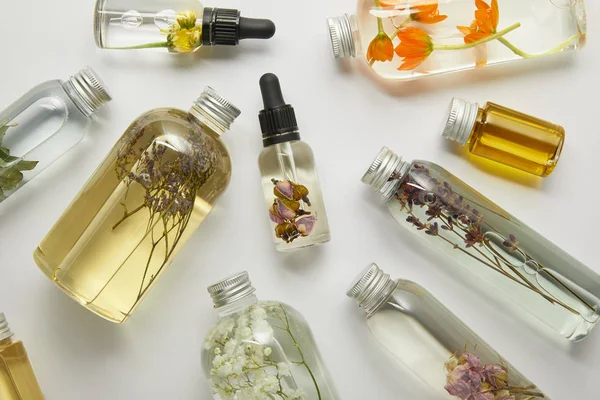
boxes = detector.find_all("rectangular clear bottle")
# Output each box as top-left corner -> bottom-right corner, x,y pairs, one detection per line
329,0 -> 586,80
362,148 -> 600,341
348,264 -> 547,399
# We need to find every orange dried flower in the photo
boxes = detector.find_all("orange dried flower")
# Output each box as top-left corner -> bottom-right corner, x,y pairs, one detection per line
458,0 -> 499,43
394,27 -> 433,70
411,2 -> 448,24
367,32 -> 395,63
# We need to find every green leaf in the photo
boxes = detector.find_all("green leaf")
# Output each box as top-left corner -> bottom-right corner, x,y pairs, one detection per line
13,160 -> 38,171
0,167 -> 23,190
0,147 -> 17,166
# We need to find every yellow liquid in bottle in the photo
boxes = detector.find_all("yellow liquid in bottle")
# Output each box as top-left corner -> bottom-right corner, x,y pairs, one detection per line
0,339 -> 44,400
33,109 -> 231,323
469,102 -> 565,177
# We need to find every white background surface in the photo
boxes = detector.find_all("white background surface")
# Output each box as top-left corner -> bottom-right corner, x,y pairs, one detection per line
0,0 -> 599,399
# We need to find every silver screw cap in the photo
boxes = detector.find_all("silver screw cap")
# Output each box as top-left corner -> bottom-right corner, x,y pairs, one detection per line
327,14 -> 356,59
362,147 -> 409,201
191,87 -> 241,134
442,97 -> 479,145
347,263 -> 395,315
208,272 -> 256,309
69,66 -> 112,117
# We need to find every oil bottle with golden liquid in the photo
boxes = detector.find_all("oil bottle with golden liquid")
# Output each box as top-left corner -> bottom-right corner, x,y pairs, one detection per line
442,98 -> 565,177
33,87 -> 240,323
0,313 -> 44,400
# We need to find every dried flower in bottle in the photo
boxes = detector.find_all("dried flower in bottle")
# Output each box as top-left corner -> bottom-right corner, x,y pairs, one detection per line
0,119 -> 38,199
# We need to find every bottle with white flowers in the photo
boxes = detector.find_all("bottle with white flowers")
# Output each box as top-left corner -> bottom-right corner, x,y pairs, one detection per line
202,272 -> 340,400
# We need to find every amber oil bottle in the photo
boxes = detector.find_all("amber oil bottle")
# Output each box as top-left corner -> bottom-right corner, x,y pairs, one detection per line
442,98 -> 565,177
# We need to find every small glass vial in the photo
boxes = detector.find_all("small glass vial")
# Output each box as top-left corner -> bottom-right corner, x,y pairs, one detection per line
34,88 -> 240,323
362,147 -> 600,341
0,313 -> 44,400
327,0 -> 586,81
94,0 -> 276,53
442,98 -> 565,177
0,67 -> 111,203
347,264 -> 547,400
257,73 -> 331,251
202,272 -> 340,400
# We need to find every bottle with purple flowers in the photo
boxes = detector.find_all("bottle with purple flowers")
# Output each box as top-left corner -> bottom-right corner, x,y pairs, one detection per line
362,147 -> 600,342
257,73 -> 331,251
348,263 -> 547,399
33,87 -> 240,323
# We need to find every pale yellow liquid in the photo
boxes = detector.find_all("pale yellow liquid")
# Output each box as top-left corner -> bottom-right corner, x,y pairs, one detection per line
34,109 -> 231,323
0,339 -> 44,400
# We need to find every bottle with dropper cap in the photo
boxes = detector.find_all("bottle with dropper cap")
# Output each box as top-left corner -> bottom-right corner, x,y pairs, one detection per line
201,272 -> 340,399
347,263 -> 547,399
94,0 -> 276,53
34,87 -> 241,323
257,73 -> 331,251
0,313 -> 44,399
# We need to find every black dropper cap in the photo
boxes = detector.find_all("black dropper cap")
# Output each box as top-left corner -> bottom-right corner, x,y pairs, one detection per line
258,73 -> 300,147
202,8 -> 276,46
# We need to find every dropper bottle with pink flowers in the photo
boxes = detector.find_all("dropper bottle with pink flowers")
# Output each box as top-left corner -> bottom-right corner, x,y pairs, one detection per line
327,0 -> 586,81
257,73 -> 331,252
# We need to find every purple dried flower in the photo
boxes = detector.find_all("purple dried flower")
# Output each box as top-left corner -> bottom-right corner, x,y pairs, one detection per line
273,179 -> 295,200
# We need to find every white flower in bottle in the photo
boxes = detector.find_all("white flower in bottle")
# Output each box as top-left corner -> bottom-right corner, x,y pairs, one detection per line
277,362 -> 291,377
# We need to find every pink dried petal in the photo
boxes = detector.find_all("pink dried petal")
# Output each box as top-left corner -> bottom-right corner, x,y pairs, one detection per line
296,215 -> 316,236
275,199 -> 296,220
275,180 -> 295,200
445,381 -> 472,399
269,205 -> 284,224
463,353 -> 482,370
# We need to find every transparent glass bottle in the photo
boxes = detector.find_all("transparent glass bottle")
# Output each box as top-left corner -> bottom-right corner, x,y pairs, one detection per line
257,73 -> 331,251
0,67 -> 111,203
94,0 -> 276,53
0,313 -> 44,400
327,0 -> 586,81
442,97 -> 565,177
202,272 -> 340,400
362,147 -> 600,341
347,264 -> 548,400
33,88 -> 240,323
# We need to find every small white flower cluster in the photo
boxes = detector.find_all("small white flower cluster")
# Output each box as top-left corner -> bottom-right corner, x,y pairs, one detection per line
204,303 -> 306,400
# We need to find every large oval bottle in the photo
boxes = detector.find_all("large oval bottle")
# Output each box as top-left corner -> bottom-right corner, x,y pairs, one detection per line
347,263 -> 548,399
361,147 -> 600,341
202,272 -> 340,399
33,88 -> 240,323
327,0 -> 586,81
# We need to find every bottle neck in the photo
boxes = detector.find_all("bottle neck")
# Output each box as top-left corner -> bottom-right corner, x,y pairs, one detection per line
347,264 -> 397,316
362,147 -> 411,203
216,294 -> 259,317
0,313 -> 13,342
327,14 -> 358,59
442,98 -> 481,146
62,66 -> 111,119
189,87 -> 241,137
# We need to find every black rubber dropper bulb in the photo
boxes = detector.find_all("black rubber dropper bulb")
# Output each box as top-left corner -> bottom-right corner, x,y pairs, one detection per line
202,8 -> 276,46
258,73 -> 300,147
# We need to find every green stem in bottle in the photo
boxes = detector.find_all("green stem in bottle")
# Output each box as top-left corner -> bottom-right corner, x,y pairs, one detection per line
391,18 -> 413,38
374,0 -> 385,33
434,23 -> 521,51
106,42 -> 170,50
497,33 -> 581,59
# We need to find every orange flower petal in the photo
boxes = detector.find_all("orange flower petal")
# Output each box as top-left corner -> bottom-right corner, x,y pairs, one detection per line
367,33 -> 395,63
490,0 -> 499,29
412,2 -> 448,24
398,56 -> 428,71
